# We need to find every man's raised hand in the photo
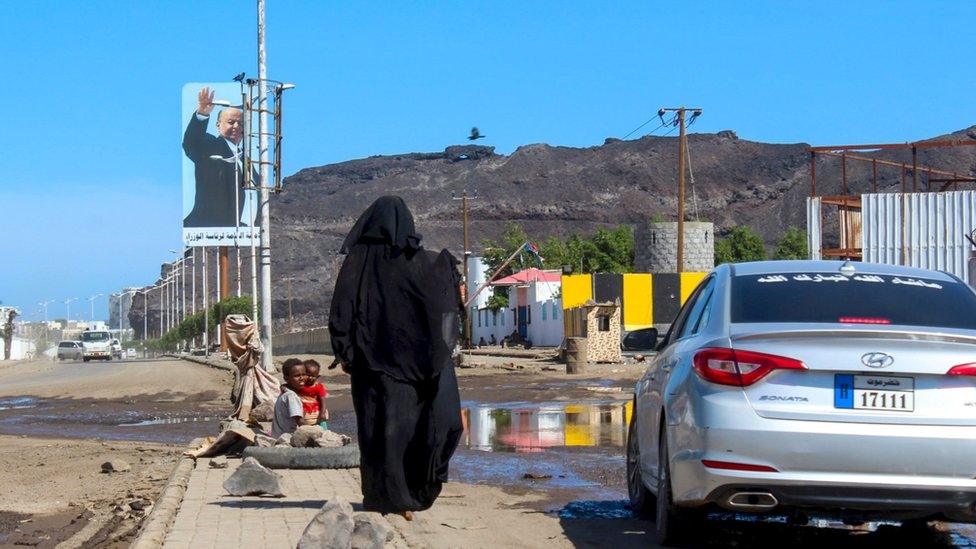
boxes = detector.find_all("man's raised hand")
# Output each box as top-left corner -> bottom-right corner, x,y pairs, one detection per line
197,87 -> 215,116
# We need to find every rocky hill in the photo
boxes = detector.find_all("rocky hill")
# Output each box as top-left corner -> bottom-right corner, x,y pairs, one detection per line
129,126 -> 976,336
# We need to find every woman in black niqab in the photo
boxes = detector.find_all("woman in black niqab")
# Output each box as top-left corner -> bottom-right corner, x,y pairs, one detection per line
329,196 -> 464,516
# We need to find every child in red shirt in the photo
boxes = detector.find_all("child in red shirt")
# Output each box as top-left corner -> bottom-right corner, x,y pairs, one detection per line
297,359 -> 329,428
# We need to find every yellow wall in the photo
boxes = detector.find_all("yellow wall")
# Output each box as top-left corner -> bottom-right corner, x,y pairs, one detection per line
622,273 -> 652,330
561,274 -> 592,309
680,272 -> 707,304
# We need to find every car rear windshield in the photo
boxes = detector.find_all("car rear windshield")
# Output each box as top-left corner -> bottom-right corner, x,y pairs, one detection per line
732,272 -> 976,330
58,342 -> 74,348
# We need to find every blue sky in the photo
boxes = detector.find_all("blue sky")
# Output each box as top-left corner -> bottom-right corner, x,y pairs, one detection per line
2,1 -> 974,321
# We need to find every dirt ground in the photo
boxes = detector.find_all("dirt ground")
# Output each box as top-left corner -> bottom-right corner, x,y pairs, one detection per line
0,353 -> 968,548
0,357 -> 232,548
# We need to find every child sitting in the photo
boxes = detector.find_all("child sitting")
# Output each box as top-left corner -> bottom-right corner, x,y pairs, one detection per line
272,358 -> 307,437
298,359 -> 329,429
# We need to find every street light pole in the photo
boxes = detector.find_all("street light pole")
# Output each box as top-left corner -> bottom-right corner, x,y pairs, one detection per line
143,290 -> 148,341
39,300 -> 54,323
87,294 -> 102,322
257,0 -> 275,372
64,297 -> 77,326
191,248 -> 196,316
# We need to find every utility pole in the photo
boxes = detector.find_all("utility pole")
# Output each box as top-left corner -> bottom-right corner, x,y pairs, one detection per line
257,0 -> 275,372
452,190 -> 478,348
659,107 -> 702,273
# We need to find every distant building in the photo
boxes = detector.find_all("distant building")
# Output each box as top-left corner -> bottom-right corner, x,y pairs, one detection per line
468,261 -> 563,347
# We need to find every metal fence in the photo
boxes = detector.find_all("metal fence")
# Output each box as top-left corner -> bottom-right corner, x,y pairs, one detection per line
808,191 -> 976,281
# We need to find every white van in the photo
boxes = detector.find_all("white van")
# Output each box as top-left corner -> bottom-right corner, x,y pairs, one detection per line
80,330 -> 114,362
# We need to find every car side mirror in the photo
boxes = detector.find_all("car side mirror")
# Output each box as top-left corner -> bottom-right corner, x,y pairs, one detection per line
622,328 -> 659,351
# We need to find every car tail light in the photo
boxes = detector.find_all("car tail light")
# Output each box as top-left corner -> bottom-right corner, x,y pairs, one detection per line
701,459 -> 778,473
693,348 -> 806,387
947,363 -> 976,376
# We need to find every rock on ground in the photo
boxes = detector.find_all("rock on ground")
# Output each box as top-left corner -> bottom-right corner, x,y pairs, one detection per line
249,400 -> 274,422
275,433 -> 293,447
352,513 -> 393,549
298,497 -> 355,549
101,459 -> 130,473
292,425 -> 325,448
319,430 -> 353,448
222,457 -> 284,497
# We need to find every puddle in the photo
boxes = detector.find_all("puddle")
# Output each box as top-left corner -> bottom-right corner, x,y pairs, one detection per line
0,397 -> 37,411
461,400 -> 631,452
559,500 -> 634,520
0,396 -> 223,444
117,416 -> 220,427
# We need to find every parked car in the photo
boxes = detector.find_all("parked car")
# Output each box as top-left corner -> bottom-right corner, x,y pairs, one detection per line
126,348 -> 137,359
56,341 -> 83,361
628,260 -> 976,545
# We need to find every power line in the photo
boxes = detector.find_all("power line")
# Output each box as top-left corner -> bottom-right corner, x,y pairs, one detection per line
686,137 -> 700,221
622,117 -> 666,141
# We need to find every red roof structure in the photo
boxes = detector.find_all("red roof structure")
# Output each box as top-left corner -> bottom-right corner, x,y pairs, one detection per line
491,268 -> 561,286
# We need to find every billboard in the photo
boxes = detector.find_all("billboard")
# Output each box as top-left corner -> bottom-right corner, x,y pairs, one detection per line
182,82 -> 258,247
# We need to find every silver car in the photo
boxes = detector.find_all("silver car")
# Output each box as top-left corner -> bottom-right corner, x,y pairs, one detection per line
56,340 -> 83,361
627,260 -> 976,545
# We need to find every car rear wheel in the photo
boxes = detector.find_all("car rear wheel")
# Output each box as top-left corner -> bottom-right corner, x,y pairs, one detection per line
627,410 -> 655,516
655,431 -> 700,546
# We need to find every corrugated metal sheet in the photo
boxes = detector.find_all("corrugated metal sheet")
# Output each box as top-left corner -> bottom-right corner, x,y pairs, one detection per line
806,197 -> 822,260
862,191 -> 976,281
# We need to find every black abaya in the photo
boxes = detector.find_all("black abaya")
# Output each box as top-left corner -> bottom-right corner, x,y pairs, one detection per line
329,196 -> 464,513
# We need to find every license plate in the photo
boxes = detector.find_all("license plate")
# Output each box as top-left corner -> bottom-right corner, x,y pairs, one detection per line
834,374 -> 914,412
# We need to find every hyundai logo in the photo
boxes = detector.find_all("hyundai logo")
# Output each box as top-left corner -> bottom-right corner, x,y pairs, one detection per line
861,352 -> 894,369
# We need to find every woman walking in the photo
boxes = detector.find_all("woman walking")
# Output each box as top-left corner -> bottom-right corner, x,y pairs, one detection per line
329,196 -> 464,519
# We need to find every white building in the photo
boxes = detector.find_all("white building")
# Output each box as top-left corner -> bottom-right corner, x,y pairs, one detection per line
468,260 -> 563,347
0,337 -> 35,360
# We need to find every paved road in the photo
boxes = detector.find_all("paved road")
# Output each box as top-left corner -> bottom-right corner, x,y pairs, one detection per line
0,356 -> 232,400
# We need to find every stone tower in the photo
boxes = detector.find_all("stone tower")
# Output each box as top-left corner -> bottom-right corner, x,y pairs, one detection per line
635,221 -> 714,273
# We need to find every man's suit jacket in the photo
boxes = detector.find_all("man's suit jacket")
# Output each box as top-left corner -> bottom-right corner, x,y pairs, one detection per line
182,113 -> 246,228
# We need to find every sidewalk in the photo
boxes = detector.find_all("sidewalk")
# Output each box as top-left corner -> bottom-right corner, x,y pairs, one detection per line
161,457 -> 590,549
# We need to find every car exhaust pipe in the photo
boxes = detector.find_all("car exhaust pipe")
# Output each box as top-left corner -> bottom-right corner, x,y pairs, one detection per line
725,491 -> 778,511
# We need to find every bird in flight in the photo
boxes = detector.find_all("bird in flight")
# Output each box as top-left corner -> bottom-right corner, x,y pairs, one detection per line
468,127 -> 485,141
